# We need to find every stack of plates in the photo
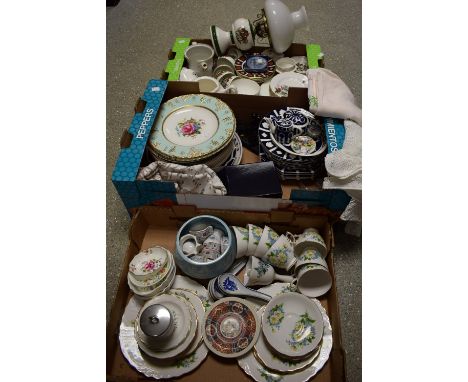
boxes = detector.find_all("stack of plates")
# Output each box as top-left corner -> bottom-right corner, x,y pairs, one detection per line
127,246 -> 176,300
148,94 -> 238,170
134,293 -> 200,361
258,107 -> 327,181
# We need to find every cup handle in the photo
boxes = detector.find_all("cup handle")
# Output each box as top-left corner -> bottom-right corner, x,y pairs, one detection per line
286,231 -> 297,244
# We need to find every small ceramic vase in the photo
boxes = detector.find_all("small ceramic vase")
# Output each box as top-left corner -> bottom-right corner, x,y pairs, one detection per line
184,42 -> 214,75
261,234 -> 296,271
189,225 -> 214,243
253,225 -> 280,258
244,256 -> 294,286
179,234 -> 202,257
294,248 -> 328,274
288,228 -> 327,257
296,263 -> 332,297
232,226 -> 249,258
247,224 -> 264,256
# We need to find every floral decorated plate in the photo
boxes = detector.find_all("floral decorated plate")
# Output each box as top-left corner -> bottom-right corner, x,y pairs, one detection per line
135,294 -> 193,353
171,275 -> 214,311
235,54 -> 276,83
262,292 -> 324,359
128,252 -> 174,290
238,298 -> 333,382
149,94 -> 235,163
270,72 -> 308,97
254,307 -> 321,373
119,296 -> 208,379
129,246 -> 170,282
202,297 -> 260,358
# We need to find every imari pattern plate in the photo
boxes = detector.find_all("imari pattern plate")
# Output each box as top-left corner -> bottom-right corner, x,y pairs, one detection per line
149,94 -> 235,163
235,54 -> 276,83
202,297 -> 260,358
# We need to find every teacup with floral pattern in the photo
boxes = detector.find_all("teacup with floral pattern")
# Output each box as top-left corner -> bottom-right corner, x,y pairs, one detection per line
261,234 -> 296,271
288,228 -> 327,257
246,224 -> 264,256
253,225 -> 280,258
294,248 -> 328,274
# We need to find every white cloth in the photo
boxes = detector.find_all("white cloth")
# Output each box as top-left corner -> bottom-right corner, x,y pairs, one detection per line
137,161 -> 227,195
307,68 -> 362,125
322,120 -> 362,231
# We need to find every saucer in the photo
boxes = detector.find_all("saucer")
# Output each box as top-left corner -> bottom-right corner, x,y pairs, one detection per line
203,297 -> 260,358
129,246 -> 169,282
136,294 -> 192,352
262,292 -> 324,359
270,72 -> 308,97
238,297 -> 333,382
128,253 -> 174,291
119,296 -> 209,379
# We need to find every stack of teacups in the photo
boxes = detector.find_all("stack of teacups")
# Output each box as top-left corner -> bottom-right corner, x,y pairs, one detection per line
231,224 -> 296,271
134,293 -> 199,360
290,228 -> 332,297
127,246 -> 176,300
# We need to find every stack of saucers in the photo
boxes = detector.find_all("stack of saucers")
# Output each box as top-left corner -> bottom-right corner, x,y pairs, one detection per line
127,246 -> 176,300
134,293 -> 199,361
258,107 -> 327,180
147,94 -> 240,171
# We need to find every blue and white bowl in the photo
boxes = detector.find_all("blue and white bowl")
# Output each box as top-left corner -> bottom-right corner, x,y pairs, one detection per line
175,215 -> 236,279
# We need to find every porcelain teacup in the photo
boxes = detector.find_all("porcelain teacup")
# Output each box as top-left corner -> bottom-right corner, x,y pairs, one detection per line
253,225 -> 280,258
244,256 -> 294,286
229,78 -> 260,95
197,76 -> 237,94
294,248 -> 328,274
276,57 -> 296,73
288,228 -> 327,257
184,42 -> 214,75
179,234 -> 202,257
247,224 -> 264,256
296,263 -> 332,297
261,234 -> 296,271
232,226 -> 249,258
189,224 -> 214,243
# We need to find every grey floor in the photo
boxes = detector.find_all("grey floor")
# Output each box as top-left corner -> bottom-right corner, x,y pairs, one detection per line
107,1 -> 361,381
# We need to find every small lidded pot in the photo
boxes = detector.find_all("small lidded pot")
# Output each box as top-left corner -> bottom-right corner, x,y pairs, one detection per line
138,303 -> 174,345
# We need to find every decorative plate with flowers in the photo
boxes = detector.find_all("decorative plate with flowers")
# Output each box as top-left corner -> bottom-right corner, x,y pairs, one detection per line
286,312 -> 316,351
176,118 -> 204,137
266,303 -> 285,332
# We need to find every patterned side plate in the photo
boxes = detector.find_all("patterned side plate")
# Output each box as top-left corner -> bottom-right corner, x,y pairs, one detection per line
149,94 -> 236,163
203,297 -> 260,358
235,54 -> 276,83
238,296 -> 333,382
261,292 -> 324,359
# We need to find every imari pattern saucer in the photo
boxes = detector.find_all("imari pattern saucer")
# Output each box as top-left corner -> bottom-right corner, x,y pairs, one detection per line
149,94 -> 235,163
202,297 -> 260,358
235,54 -> 276,83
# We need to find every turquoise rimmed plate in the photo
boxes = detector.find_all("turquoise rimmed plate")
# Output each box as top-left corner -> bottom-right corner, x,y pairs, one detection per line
149,94 -> 236,163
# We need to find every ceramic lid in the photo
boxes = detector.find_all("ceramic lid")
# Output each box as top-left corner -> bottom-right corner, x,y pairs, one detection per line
139,304 -> 172,337
129,246 -> 169,281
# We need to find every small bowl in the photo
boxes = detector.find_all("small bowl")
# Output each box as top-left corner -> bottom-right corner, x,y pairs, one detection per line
296,264 -> 332,298
129,246 -> 169,282
175,215 -> 236,279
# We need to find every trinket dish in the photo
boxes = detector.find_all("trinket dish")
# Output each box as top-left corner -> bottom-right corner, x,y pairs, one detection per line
262,292 -> 324,359
202,297 -> 260,358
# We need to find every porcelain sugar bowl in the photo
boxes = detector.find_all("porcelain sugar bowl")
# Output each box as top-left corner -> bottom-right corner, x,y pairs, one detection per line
175,215 -> 236,279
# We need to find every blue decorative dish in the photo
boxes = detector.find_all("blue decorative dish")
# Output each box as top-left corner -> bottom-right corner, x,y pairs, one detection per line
175,215 -> 236,279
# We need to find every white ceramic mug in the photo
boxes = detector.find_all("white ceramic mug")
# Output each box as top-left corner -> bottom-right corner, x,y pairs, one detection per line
244,256 -> 294,286
247,224 -> 264,256
232,226 -> 249,258
261,234 -> 296,271
296,263 -> 332,297
294,248 -> 328,274
287,228 -> 327,257
197,76 -> 237,94
179,234 -> 202,256
184,43 -> 215,75
230,78 -> 260,95
253,225 -> 280,258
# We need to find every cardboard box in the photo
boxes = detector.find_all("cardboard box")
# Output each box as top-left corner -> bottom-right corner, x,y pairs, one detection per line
112,40 -> 350,213
106,205 -> 347,381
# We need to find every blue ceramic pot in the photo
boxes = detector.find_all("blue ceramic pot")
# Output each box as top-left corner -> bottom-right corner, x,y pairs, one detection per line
175,215 -> 236,279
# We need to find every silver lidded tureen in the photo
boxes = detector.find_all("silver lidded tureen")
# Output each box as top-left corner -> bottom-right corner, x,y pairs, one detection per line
210,0 -> 309,56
